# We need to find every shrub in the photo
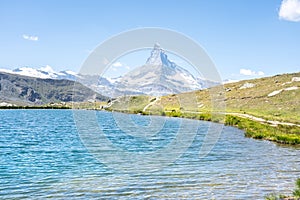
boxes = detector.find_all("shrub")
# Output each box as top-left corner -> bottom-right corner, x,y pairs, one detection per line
293,178 -> 300,197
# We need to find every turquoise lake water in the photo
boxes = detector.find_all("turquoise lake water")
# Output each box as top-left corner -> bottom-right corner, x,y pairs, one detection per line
0,109 -> 299,199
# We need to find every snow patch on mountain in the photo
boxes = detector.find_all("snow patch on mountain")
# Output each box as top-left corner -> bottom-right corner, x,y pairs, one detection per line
64,70 -> 78,76
0,66 -> 81,80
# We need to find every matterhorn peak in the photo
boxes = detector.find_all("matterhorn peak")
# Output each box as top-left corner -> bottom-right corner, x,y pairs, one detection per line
153,42 -> 161,50
146,43 -> 163,66
145,43 -> 177,69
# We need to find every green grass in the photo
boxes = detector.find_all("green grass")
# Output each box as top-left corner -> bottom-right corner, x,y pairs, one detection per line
106,95 -> 152,114
222,72 -> 300,123
293,178 -> 300,198
265,194 -> 288,200
225,115 -> 300,145
157,72 -> 300,123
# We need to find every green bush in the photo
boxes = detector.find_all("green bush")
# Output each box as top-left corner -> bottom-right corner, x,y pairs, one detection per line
166,110 -> 182,117
293,178 -> 300,197
198,113 -> 212,121
265,194 -> 288,200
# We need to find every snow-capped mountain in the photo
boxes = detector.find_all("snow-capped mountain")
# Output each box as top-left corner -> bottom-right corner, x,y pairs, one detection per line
105,43 -> 215,97
0,44 -> 219,98
0,65 -> 117,97
0,65 -> 81,80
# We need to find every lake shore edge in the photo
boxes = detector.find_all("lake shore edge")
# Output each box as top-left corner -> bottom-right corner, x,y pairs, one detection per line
114,109 -> 300,146
2,105 -> 299,146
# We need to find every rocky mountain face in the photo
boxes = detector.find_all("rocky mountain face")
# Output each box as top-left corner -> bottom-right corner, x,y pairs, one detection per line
94,44 -> 217,97
110,43 -> 202,96
0,72 -> 107,105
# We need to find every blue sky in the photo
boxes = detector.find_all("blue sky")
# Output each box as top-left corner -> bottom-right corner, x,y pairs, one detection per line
0,0 -> 299,79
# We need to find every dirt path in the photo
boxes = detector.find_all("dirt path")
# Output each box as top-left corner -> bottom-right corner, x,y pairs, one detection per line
227,112 -> 300,127
172,110 -> 299,127
143,97 -> 160,112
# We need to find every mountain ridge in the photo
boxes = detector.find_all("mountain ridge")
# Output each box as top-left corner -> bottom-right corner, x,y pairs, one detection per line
0,65 -> 81,80
0,44 -> 219,97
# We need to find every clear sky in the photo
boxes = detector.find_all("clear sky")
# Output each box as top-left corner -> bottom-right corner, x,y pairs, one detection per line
0,0 -> 299,80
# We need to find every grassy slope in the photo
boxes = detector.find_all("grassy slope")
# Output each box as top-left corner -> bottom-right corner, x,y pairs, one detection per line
109,72 -> 300,123
146,72 -> 300,123
107,72 -> 300,145
223,73 -> 300,123
106,95 -> 154,113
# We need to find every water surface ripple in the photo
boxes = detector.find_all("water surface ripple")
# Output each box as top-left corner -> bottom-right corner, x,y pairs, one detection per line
0,110 -> 299,199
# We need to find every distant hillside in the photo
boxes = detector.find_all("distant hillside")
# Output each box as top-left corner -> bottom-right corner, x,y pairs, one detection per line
107,72 -> 300,124
0,72 -> 108,105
